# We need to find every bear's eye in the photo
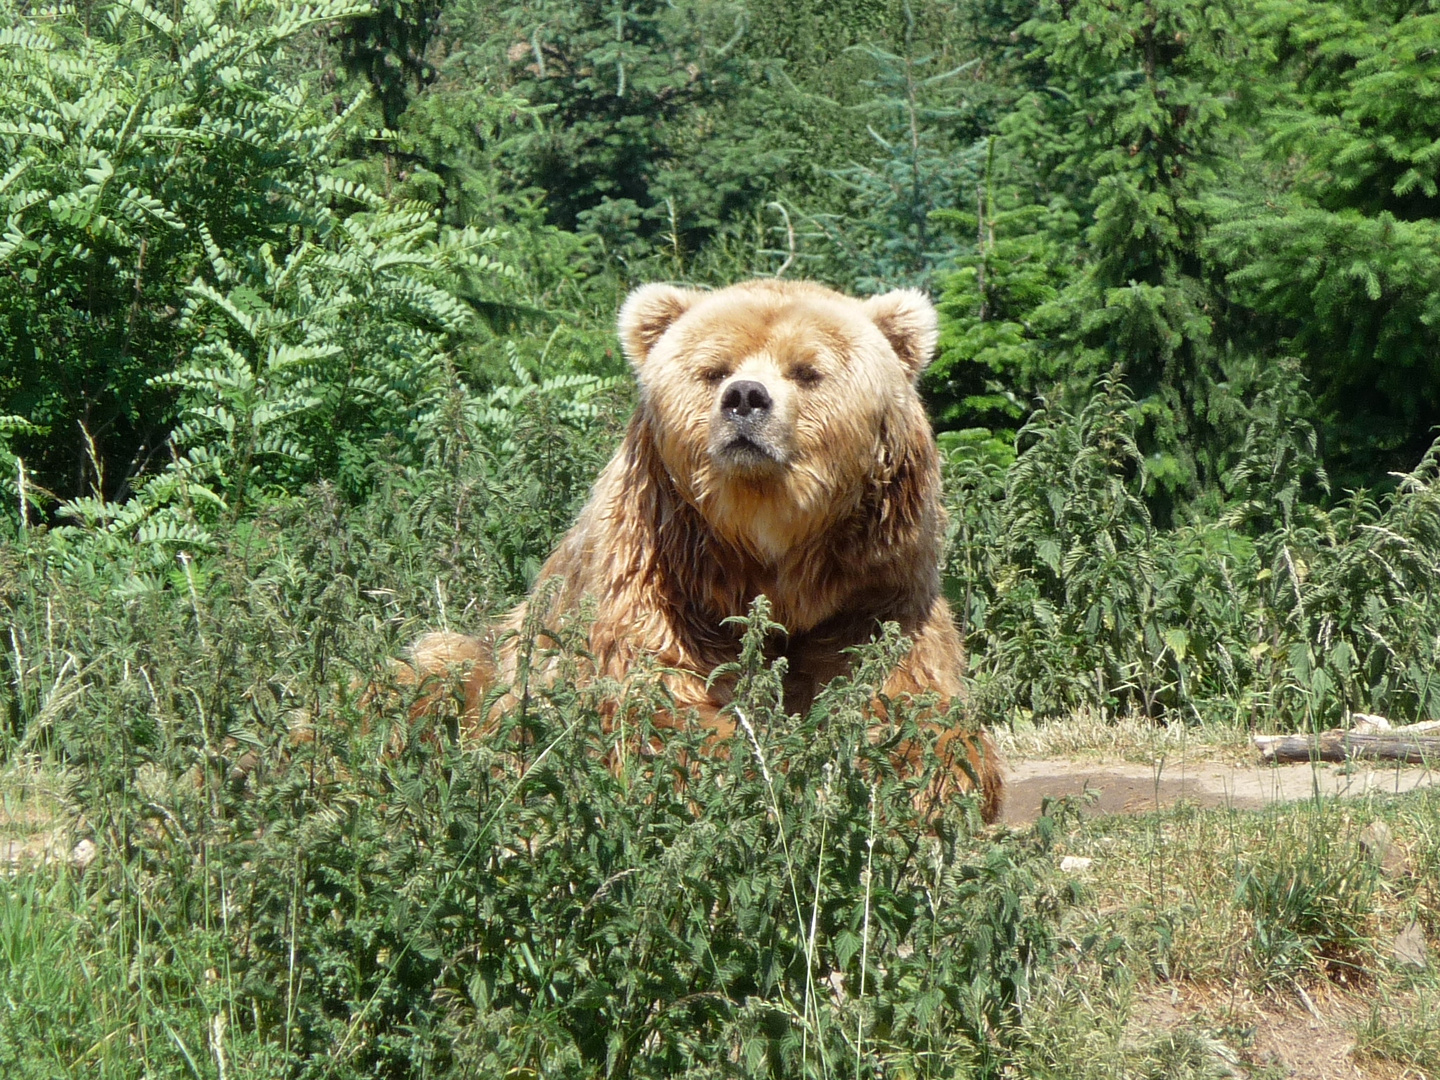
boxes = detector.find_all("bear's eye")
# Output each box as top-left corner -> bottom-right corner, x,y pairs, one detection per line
699,367 -> 729,385
790,365 -> 823,386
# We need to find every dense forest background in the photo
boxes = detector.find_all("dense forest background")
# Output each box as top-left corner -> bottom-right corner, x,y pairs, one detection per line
3,3 -> 1440,1077
4,0 -> 1440,729
8,0 -> 1440,509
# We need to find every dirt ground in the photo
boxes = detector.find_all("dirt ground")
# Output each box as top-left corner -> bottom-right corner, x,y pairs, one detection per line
1004,741 -> 1439,1079
1001,753 -> 1439,826
1129,981 -> 1405,1080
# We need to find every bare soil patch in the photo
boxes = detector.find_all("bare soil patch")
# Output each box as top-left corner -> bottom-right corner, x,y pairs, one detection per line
1002,754 -> 1439,826
1130,981 -> 1391,1079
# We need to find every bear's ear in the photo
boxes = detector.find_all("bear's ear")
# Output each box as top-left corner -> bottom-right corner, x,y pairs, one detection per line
618,283 -> 699,370
862,289 -> 939,379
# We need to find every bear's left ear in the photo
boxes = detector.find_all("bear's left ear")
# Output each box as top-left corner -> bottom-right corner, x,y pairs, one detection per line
862,289 -> 939,379
618,283 -> 699,371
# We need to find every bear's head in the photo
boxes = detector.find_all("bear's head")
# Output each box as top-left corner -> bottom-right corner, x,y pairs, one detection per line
618,279 -> 940,565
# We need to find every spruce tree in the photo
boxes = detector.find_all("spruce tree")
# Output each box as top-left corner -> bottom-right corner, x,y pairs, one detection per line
481,0 -> 785,260
808,24 -> 989,293
1210,0 -> 1440,487
932,0 -> 1270,516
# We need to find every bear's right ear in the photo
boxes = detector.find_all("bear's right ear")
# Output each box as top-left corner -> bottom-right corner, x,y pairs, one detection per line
618,283 -> 699,370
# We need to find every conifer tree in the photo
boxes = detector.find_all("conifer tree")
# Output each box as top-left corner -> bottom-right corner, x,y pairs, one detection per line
932,0 -> 1267,515
335,0 -> 446,130
483,0 -> 784,259
808,19 -> 988,294
1210,0 -> 1440,487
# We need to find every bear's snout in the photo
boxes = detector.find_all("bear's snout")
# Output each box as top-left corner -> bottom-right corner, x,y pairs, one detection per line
711,375 -> 788,471
720,379 -> 772,418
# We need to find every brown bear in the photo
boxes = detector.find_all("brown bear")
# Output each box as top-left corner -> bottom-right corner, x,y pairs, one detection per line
410,279 -> 1002,821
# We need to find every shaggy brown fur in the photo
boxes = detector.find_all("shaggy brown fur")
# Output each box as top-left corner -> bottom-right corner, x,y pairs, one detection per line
410,279 -> 1003,821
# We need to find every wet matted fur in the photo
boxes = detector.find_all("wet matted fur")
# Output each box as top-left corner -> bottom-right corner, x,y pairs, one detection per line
408,279 -> 1003,821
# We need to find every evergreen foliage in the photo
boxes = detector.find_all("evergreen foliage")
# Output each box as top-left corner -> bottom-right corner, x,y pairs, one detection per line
805,34 -> 986,292
474,0 -> 786,259
335,0 -> 446,130
929,0 -> 1440,503
929,0 -> 1263,512
1210,0 -> 1440,486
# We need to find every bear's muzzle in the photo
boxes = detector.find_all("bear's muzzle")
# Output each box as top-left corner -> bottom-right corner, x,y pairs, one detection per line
712,377 -> 787,471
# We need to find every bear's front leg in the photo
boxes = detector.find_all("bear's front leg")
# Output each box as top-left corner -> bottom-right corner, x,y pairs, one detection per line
880,603 -> 1004,823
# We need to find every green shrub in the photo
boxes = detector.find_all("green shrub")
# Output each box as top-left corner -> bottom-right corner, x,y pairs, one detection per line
2,471 -> 1080,1079
0,0 -> 372,505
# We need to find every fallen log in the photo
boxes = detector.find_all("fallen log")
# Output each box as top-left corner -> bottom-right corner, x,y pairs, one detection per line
1254,730 -> 1440,765
1349,714 -> 1440,735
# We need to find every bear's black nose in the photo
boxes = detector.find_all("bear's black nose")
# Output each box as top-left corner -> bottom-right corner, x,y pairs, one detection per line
720,380 -> 772,418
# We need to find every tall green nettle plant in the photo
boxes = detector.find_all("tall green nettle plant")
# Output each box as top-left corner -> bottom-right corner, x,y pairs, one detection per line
949,383 -> 1440,729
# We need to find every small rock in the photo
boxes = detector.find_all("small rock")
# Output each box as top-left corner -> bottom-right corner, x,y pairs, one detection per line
227,750 -> 259,784
1393,920 -> 1429,971
1383,849 -> 1411,878
1360,820 -> 1410,877
71,838 -> 97,871
1,840 -> 31,874
1359,820 -> 1393,863
1059,855 -> 1094,873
